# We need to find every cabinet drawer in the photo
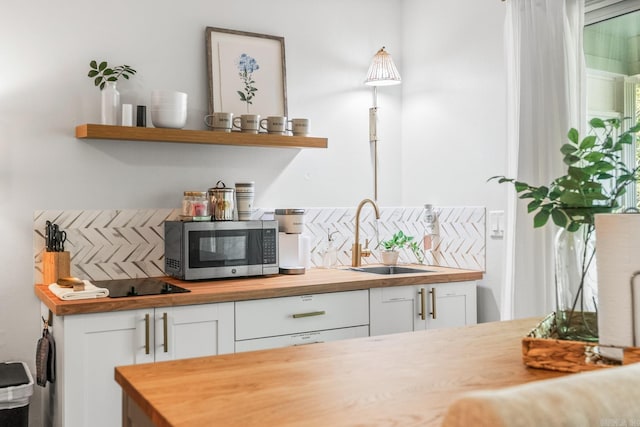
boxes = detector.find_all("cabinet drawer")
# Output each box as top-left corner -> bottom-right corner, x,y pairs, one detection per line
235,325 -> 369,352
235,290 -> 369,340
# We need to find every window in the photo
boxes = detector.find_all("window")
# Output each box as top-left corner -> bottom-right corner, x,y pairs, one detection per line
584,5 -> 640,208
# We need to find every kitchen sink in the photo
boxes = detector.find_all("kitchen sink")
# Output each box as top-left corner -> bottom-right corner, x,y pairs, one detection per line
349,266 -> 434,275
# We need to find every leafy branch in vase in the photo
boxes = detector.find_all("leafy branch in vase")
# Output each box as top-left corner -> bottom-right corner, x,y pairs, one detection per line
88,60 -> 136,90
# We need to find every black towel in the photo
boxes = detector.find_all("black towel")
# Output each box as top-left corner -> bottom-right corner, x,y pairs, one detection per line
36,327 -> 55,387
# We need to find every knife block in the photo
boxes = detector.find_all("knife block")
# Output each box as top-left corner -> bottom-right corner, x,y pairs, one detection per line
43,251 -> 70,285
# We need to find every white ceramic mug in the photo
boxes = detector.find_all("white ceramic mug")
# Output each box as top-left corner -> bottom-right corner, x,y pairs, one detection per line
287,118 -> 310,136
204,112 -> 234,132
259,116 -> 287,134
232,114 -> 260,134
235,182 -> 255,221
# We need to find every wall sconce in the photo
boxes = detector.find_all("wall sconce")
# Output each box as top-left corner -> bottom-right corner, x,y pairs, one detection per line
364,46 -> 401,201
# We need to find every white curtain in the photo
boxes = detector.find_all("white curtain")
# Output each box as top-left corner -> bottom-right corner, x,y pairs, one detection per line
502,0 -> 586,319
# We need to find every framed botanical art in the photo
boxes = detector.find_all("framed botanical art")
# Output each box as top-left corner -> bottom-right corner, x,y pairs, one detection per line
206,27 -> 288,118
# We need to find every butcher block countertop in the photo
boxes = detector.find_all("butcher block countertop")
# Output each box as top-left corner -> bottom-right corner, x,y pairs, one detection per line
115,317 -> 567,427
35,265 -> 482,316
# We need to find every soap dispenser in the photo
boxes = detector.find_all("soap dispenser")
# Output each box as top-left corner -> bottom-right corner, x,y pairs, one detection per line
321,229 -> 339,269
423,204 -> 437,250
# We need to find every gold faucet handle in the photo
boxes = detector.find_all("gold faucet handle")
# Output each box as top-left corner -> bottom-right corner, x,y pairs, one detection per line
362,239 -> 372,257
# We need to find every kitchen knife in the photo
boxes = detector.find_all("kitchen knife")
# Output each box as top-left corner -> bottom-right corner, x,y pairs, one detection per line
55,230 -> 66,252
45,221 -> 52,252
52,224 -> 58,251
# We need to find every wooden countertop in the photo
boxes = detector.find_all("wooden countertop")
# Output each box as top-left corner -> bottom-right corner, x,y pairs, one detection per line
35,265 -> 482,316
115,317 -> 567,427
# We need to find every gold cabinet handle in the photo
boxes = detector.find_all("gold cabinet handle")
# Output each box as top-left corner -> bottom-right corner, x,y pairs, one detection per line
163,312 -> 168,353
293,341 -> 324,346
418,288 -> 426,320
292,310 -> 326,319
144,313 -> 150,355
430,288 -> 437,319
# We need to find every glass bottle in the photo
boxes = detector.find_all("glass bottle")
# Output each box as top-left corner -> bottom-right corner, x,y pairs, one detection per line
182,191 -> 210,220
554,224 -> 598,342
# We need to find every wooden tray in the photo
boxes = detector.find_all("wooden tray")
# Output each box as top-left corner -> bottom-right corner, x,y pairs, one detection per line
522,312 -> 640,373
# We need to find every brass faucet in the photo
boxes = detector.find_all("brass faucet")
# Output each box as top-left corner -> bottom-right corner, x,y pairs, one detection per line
351,198 -> 381,267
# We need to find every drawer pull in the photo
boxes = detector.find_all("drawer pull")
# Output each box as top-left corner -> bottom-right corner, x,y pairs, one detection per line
144,313 -> 150,355
163,312 -> 168,353
293,341 -> 324,346
292,310 -> 326,319
430,288 -> 437,319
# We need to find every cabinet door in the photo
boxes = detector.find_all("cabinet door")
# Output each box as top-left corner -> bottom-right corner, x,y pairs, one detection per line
426,281 -> 477,330
370,282 -> 478,336
370,286 -> 423,335
62,309 -> 153,427
56,303 -> 234,427
154,302 -> 234,362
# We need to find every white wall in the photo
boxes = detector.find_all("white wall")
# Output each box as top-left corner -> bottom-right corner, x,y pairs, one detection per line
0,1 -> 507,424
401,0 -> 507,322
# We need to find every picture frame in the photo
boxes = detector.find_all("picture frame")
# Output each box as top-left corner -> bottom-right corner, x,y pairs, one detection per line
206,27 -> 288,120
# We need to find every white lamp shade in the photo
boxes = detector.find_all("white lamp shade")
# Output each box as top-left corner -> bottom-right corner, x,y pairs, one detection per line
364,47 -> 401,86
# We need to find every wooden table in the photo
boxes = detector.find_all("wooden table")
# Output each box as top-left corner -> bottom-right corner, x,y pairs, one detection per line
115,318 -> 568,427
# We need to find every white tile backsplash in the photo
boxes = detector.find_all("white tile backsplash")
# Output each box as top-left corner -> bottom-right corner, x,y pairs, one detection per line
34,206 -> 485,282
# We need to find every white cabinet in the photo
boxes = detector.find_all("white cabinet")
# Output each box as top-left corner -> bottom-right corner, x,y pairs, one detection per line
369,281 -> 477,336
235,290 -> 369,352
154,304 -> 234,362
44,302 -> 234,427
41,279 -> 476,425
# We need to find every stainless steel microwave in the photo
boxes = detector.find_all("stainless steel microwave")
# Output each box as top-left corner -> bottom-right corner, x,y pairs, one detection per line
164,220 -> 279,280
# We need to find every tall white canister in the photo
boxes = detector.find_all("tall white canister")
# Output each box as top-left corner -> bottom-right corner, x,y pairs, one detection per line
595,213 -> 640,360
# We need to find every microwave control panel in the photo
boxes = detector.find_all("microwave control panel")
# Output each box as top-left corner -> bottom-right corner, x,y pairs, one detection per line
263,228 -> 277,265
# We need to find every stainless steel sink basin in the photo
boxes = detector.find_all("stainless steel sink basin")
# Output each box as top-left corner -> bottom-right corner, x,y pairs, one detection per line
349,266 -> 434,275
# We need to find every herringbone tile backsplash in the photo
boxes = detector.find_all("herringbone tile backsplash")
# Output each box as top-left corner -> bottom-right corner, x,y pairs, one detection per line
34,206 -> 485,282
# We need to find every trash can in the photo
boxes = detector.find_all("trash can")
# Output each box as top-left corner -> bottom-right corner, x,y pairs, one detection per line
0,362 -> 34,427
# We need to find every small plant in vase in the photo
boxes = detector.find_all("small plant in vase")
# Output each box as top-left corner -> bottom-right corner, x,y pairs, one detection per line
380,231 -> 424,265
491,117 -> 640,342
88,60 -> 137,89
87,60 -> 137,125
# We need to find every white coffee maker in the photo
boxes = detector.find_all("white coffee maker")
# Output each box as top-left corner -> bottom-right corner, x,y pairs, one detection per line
276,209 -> 310,274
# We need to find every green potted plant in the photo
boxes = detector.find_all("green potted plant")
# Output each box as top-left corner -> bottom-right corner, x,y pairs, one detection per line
491,117 -> 640,341
380,230 -> 424,265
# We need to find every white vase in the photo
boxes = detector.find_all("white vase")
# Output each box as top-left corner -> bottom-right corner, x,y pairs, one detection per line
381,250 -> 399,266
101,81 -> 120,125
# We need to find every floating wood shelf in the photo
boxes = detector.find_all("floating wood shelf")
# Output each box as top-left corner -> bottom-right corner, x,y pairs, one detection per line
75,124 -> 328,149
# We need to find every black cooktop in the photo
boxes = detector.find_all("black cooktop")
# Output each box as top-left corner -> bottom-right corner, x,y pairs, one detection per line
93,278 -> 191,298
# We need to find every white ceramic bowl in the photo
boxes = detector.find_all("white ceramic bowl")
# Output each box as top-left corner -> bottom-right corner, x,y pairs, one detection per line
151,103 -> 187,112
150,96 -> 187,103
151,90 -> 187,104
151,108 -> 187,129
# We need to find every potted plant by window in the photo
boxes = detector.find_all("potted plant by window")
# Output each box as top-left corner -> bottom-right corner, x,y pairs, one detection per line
492,117 -> 640,342
380,230 -> 424,265
87,60 -> 136,125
